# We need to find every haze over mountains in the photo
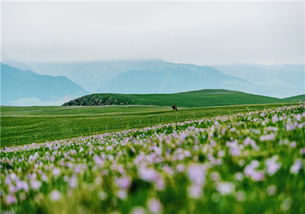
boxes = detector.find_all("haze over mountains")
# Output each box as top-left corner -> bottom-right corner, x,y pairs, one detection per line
9,59 -> 253,93
1,59 -> 304,106
9,59 -> 305,94
0,64 -> 87,105
215,64 -> 305,98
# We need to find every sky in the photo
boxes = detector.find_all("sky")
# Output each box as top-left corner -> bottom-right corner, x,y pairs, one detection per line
1,1 -> 304,65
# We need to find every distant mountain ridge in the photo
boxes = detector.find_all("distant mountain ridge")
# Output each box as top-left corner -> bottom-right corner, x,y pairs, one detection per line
1,63 -> 88,105
215,64 -> 304,98
3,60 -> 304,103
21,59 -> 260,95
103,64 -> 258,94
63,89 -> 298,108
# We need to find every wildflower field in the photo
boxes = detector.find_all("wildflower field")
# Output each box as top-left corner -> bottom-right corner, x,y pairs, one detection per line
1,104 -> 305,214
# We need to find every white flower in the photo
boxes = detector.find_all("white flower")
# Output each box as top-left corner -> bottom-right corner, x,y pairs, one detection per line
138,166 -> 164,190
69,176 -> 78,188
98,191 -> 108,200
267,185 -> 277,196
52,168 -> 61,177
265,156 -> 281,176
116,176 -> 131,189
93,155 -> 104,166
244,160 -> 265,181
147,198 -> 163,213
6,194 -> 17,205
49,190 -> 61,201
130,207 -> 146,214
116,189 -> 127,199
139,167 -> 159,182
234,172 -> 244,181
235,191 -> 245,201
260,134 -> 275,141
30,179 -> 41,190
176,164 -> 185,172
290,159 -> 303,174
216,182 -> 235,195
187,164 -> 206,185
188,184 -> 202,199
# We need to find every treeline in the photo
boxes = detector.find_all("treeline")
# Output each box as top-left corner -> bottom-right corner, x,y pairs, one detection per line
63,94 -> 135,106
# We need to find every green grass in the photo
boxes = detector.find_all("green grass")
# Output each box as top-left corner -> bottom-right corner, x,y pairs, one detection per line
282,94 -> 305,102
1,104 -> 304,214
63,89 -> 304,107
0,102 -> 297,147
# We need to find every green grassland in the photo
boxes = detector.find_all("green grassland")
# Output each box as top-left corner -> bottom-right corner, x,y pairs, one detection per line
63,89 -> 304,107
0,102 -> 297,147
1,104 -> 305,214
282,94 -> 305,102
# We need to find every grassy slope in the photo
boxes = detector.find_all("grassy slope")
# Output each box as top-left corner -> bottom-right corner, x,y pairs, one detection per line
63,89 -> 282,107
282,94 -> 305,102
0,103 -> 296,147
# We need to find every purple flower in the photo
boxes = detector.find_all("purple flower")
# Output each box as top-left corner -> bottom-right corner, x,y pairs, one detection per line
93,155 -> 104,166
216,182 -> 235,195
69,176 -> 78,188
116,189 -> 127,199
6,194 -> 17,205
130,207 -> 146,214
49,190 -> 61,201
265,156 -> 281,176
244,160 -> 265,181
272,115 -> 279,123
187,164 -> 206,185
139,167 -> 159,182
226,141 -> 241,156
16,181 -> 29,192
52,168 -> 61,177
147,198 -> 163,213
30,179 -> 42,190
138,166 -> 164,190
115,176 -> 131,189
286,123 -> 296,131
176,164 -> 185,172
290,159 -> 303,174
244,137 -> 259,151
299,147 -> 305,155
260,134 -> 275,141
188,184 -> 202,199
290,141 -> 297,148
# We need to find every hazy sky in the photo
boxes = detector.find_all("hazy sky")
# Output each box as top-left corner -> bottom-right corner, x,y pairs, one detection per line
1,1 -> 304,65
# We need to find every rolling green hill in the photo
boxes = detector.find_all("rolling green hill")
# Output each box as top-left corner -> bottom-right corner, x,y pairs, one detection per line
63,89 -> 283,107
282,94 -> 305,102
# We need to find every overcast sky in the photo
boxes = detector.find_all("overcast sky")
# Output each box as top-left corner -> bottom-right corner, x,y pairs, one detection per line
1,1 -> 304,65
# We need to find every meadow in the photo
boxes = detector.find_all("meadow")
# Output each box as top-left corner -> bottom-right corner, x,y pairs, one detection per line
63,89 -> 287,107
0,103 -> 297,147
1,103 -> 304,214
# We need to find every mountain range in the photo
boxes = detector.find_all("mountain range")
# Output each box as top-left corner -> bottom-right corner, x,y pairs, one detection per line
2,59 -> 304,105
11,59 -> 304,97
0,63 -> 87,105
215,64 -> 304,98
